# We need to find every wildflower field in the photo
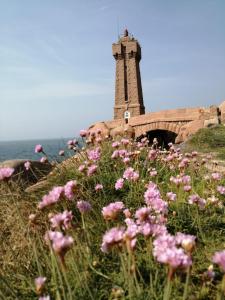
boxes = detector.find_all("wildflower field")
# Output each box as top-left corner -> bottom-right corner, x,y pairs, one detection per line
1,129 -> 225,300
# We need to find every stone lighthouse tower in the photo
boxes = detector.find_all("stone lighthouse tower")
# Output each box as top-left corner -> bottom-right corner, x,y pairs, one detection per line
112,29 -> 145,120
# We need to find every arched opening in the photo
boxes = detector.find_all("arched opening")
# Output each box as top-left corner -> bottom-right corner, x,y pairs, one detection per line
145,130 -> 177,149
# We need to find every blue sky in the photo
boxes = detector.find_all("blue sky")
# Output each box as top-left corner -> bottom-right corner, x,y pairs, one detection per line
0,0 -> 225,141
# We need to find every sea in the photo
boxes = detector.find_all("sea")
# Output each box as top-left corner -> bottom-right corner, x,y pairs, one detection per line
0,138 -> 78,162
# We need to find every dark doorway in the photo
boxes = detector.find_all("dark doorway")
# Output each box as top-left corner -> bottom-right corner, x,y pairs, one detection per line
146,130 -> 177,149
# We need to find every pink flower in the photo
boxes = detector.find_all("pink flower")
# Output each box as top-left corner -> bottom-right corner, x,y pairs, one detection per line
67,140 -> 75,146
135,207 -> 151,221
115,178 -> 124,190
95,184 -> 103,191
212,172 -> 222,181
59,150 -> 65,156
166,192 -> 177,201
212,250 -> 225,272
35,276 -> 46,294
0,167 -> 14,180
182,175 -> 191,185
183,185 -> 192,192
45,230 -> 73,260
170,175 -> 182,186
24,161 -> 31,170
39,296 -> 50,300
38,186 -> 64,209
80,129 -> 88,137
77,200 -> 92,213
150,169 -> 157,177
101,227 -> 125,253
87,164 -> 97,176
123,209 -> 131,218
178,158 -> 190,169
87,147 -> 101,161
123,157 -> 130,164
153,233 -> 192,269
78,164 -> 86,172
102,201 -> 125,220
112,141 -> 120,148
144,182 -> 168,214
217,186 -> 225,195
123,167 -> 139,182
188,194 -> 206,209
175,232 -> 196,252
52,235 -> 74,256
35,144 -> 43,153
49,210 -> 73,230
121,138 -> 130,145
111,150 -> 119,159
40,157 -> 48,163
64,180 -> 77,200
148,149 -> 157,161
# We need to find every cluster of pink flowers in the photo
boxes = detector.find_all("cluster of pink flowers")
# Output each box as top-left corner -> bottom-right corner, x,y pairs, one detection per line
170,174 -> 191,186
153,233 -> 194,269
217,185 -> 225,195
148,149 -> 158,161
188,194 -> 206,209
123,167 -> 139,182
101,227 -> 125,253
121,138 -> 130,146
144,182 -> 168,214
102,201 -> 125,220
49,210 -> 73,230
38,186 -> 64,209
135,207 -> 167,238
38,180 -> 77,209
111,149 -> 128,159
45,230 -> 74,259
87,147 -> 101,162
115,178 -> 124,190
64,180 -> 77,200
211,172 -> 222,181
0,167 -> 14,180
87,164 -> 98,176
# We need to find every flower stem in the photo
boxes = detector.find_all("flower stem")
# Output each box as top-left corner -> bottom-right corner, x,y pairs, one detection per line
182,266 -> 190,300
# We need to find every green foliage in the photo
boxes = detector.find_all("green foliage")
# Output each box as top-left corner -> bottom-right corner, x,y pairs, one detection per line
185,125 -> 225,158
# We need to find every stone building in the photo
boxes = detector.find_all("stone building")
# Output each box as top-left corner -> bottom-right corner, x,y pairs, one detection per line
112,29 -> 145,120
89,30 -> 225,144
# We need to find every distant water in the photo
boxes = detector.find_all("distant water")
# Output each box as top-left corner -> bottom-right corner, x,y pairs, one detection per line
0,138 -> 77,162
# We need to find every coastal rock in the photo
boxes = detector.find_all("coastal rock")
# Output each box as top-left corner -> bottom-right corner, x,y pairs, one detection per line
0,159 -> 52,185
110,124 -> 135,139
88,122 -> 110,137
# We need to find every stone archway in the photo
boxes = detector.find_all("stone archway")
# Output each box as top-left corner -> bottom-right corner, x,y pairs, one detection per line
146,129 -> 177,148
135,121 -> 183,137
135,121 -> 184,147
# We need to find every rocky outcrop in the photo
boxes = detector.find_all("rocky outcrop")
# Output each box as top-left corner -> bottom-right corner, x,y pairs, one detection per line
88,122 -> 110,137
110,124 -> 135,139
0,159 -> 52,185
175,119 -> 205,143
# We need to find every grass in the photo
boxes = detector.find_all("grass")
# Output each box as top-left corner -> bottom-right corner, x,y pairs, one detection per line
1,134 -> 225,299
184,125 -> 225,160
